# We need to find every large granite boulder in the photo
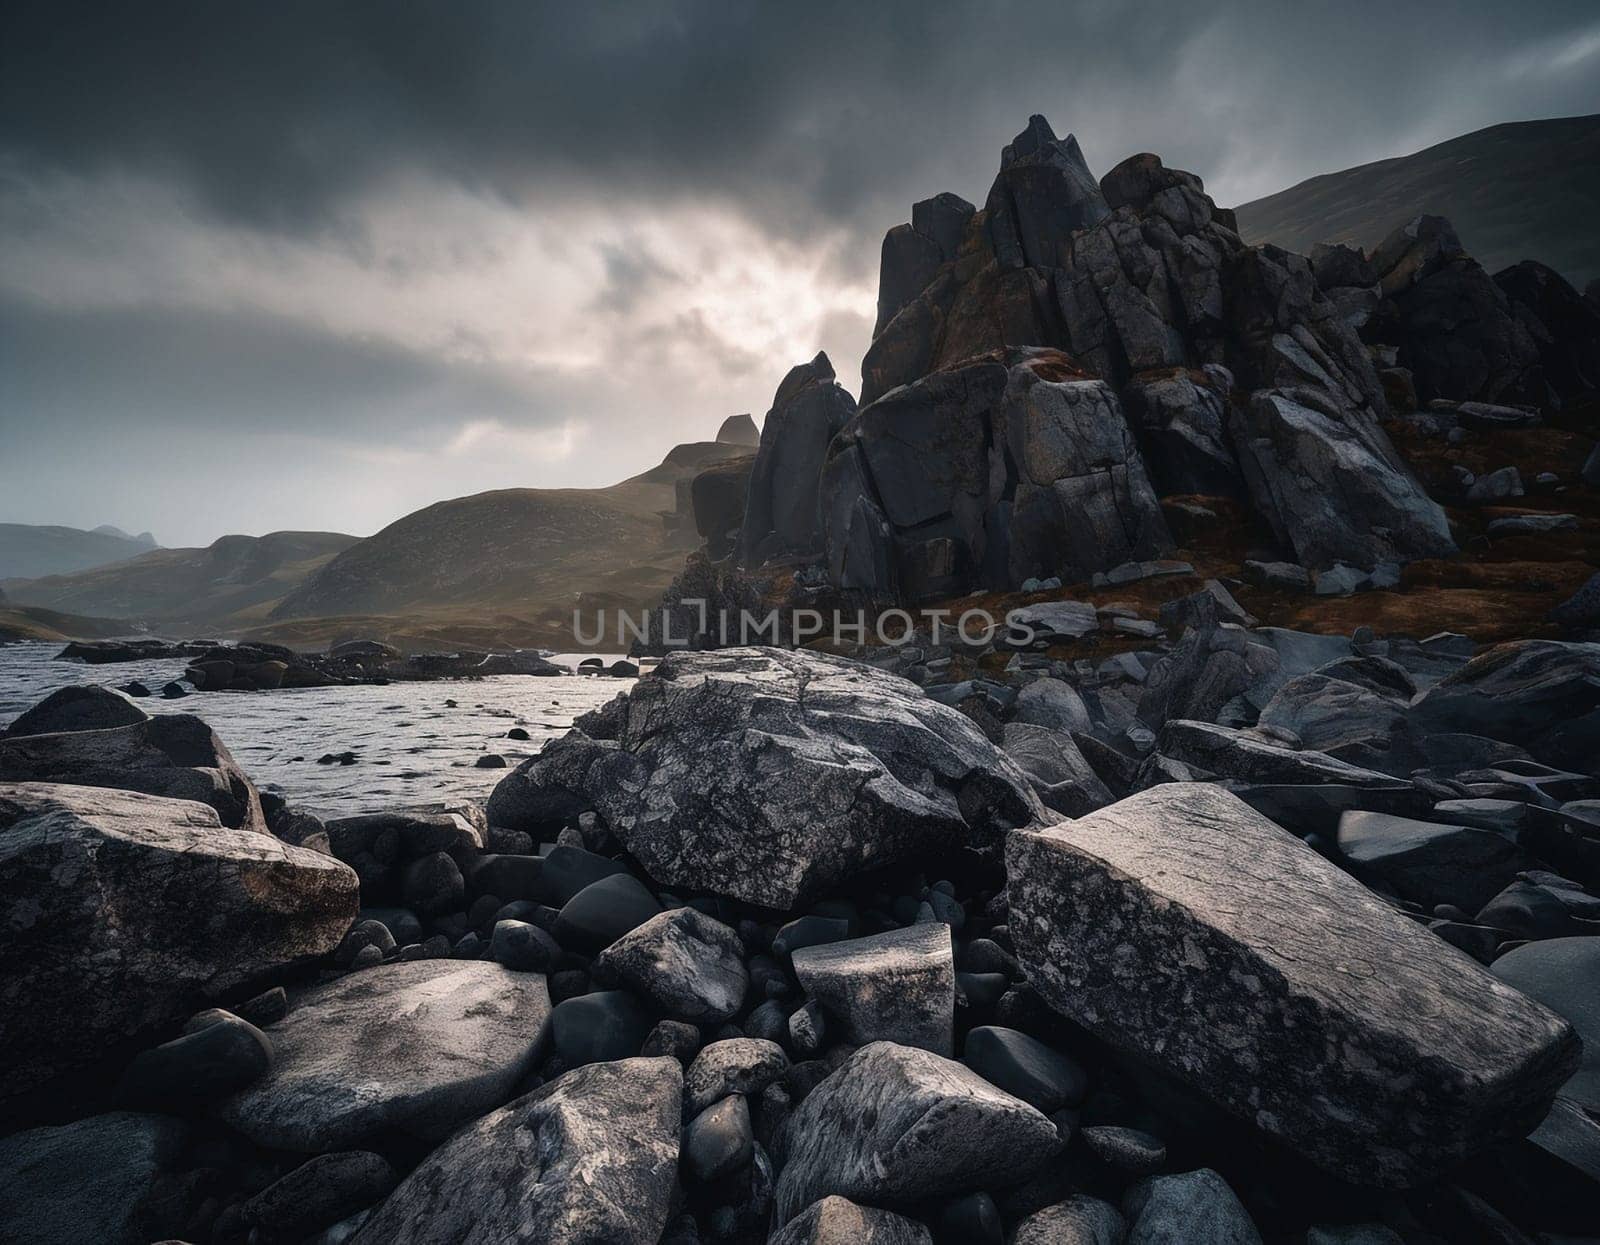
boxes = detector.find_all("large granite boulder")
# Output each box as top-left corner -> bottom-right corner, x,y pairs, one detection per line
1006,783 -> 1580,1186
1121,366 -> 1243,497
351,1057 -> 681,1245
1411,641 -> 1600,774
0,711 -> 267,834
487,648 -> 1043,909
219,960 -> 551,1151
822,349 -> 1170,599
773,1041 -> 1060,1225
738,352 -> 858,566
1000,723 -> 1114,817
2,684 -> 149,737
1,783 -> 356,1101
0,1111 -> 191,1245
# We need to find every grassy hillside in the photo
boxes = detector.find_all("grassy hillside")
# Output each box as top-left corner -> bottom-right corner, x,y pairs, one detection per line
1235,115 -> 1600,284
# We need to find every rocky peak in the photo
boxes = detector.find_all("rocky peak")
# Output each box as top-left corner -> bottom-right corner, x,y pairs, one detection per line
715,413 -> 760,447
985,114 -> 1110,270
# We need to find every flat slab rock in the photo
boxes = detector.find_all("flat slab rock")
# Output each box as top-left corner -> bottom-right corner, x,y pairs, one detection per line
0,782 -> 356,1101
773,1040 -> 1059,1225
219,960 -> 551,1151
592,905 -> 748,1023
352,1056 -> 681,1245
1006,782 -> 1580,1186
489,647 -> 1043,909
792,922 -> 955,1055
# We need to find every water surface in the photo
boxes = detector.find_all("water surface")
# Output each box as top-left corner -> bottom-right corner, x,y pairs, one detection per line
0,642 -> 628,817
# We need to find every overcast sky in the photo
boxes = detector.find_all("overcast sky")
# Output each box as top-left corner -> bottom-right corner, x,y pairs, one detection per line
3,1 -> 1598,547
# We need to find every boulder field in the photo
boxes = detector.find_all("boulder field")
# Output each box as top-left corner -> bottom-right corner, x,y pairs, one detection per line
2,110 -> 1600,1243
2,630 -> 1599,1243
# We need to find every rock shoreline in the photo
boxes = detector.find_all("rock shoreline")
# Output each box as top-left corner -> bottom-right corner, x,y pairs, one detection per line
1,629 -> 1598,1243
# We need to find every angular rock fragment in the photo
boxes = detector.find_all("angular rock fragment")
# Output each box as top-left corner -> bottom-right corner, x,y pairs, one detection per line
593,906 -> 749,1023
0,712 -> 266,833
771,1195 -> 933,1245
1337,810 -> 1536,912
1492,936 -> 1600,1115
773,1041 -> 1059,1224
352,1057 -> 681,1245
1147,720 -> 1402,789
1001,723 -> 1114,817
792,923 -> 955,1055
685,1038 -> 790,1117
1411,640 -> 1600,773
1228,387 -> 1454,571
489,648 -> 1042,909
1,782 -> 355,1100
1007,783 -> 1580,1185
220,960 -> 550,1151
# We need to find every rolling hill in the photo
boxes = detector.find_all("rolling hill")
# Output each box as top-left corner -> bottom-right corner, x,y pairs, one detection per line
0,523 -> 157,580
2,530 -> 359,633
1235,115 -> 1600,285
260,439 -> 752,648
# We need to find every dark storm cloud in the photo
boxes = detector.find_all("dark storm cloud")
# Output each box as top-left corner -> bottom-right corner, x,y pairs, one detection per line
3,0 -> 1599,543
9,0 -> 1596,237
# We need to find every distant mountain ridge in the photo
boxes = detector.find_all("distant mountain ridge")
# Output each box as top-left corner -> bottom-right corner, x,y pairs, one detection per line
1236,115 -> 1600,286
0,523 -> 157,580
2,530 -> 358,632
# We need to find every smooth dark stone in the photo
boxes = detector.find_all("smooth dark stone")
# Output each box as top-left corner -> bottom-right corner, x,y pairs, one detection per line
550,989 -> 656,1066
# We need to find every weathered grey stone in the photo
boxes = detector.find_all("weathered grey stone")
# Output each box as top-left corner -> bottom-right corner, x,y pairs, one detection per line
739,352 -> 858,566
987,116 -> 1109,270
792,923 -> 955,1055
241,1151 -> 398,1238
1012,1195 -> 1126,1245
1001,723 -> 1114,817
1257,672 -> 1409,759
685,1038 -> 790,1117
351,1057 -> 680,1245
1012,678 -> 1092,734
2,684 -> 148,737
823,351 -> 1170,599
1007,783 -> 1580,1185
1411,640 -> 1600,774
1337,810 -> 1537,912
1492,937 -> 1600,1115
1121,367 -> 1242,497
1147,719 -> 1400,789
773,1041 -> 1059,1224
0,712 -> 266,833
770,1195 -> 933,1245
1011,599 -> 1099,639
0,783 -> 355,1100
0,1111 -> 190,1245
488,649 -> 1042,909
220,960 -> 551,1151
1123,1169 -> 1260,1244
592,906 -> 748,1023
1228,387 -> 1454,571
